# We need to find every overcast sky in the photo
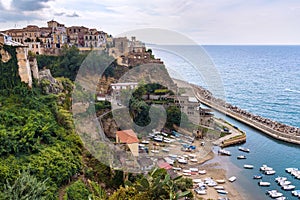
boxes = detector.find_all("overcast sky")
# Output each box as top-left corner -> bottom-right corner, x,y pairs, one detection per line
1,0 -> 300,44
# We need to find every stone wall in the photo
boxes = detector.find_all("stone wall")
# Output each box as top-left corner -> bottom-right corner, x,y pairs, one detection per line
16,46 -> 32,87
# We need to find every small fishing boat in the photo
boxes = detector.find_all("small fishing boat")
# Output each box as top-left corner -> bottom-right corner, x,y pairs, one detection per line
182,169 -> 191,173
216,179 -> 226,184
198,170 -> 206,175
194,188 -> 206,195
190,168 -> 198,172
292,190 -> 300,196
237,155 -> 246,159
285,168 -> 298,173
260,164 -> 273,171
258,181 -> 271,186
190,158 -> 198,162
151,150 -> 159,154
265,170 -> 276,175
172,167 -> 181,171
218,149 -> 231,156
214,186 -> 225,190
162,148 -> 170,152
244,164 -> 254,169
275,177 -> 287,183
253,175 -> 263,179
275,197 -> 286,200
278,180 -> 291,186
216,190 -> 228,194
282,184 -> 295,190
238,147 -> 250,153
228,176 -> 236,182
141,140 -> 149,144
192,179 -> 202,183
267,190 -> 283,198
182,172 -> 191,176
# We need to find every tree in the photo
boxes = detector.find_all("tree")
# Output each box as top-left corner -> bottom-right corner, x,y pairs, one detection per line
0,171 -> 50,200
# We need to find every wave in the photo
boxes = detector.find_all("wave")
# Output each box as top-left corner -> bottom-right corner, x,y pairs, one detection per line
284,88 -> 300,94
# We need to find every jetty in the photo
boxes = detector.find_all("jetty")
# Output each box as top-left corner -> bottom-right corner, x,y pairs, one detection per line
189,83 -> 300,145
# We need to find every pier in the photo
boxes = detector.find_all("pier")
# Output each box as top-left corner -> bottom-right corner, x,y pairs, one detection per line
190,84 -> 300,145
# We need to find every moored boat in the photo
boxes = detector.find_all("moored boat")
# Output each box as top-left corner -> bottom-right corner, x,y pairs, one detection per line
258,181 -> 271,186
275,177 -> 287,183
194,188 -> 206,195
238,147 -> 250,153
237,155 -> 246,159
214,186 -> 225,190
267,190 -> 283,198
265,170 -> 276,175
198,170 -> 206,175
244,164 -> 254,169
292,190 -> 300,197
216,190 -> 228,194
253,175 -> 263,179
282,184 -> 295,190
260,164 -> 273,171
216,179 -> 226,184
228,176 -> 236,182
218,149 -> 231,156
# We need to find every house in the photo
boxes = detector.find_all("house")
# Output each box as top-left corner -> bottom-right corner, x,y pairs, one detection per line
116,129 -> 139,157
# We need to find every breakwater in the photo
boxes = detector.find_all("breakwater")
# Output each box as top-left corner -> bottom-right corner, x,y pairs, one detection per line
184,82 -> 300,145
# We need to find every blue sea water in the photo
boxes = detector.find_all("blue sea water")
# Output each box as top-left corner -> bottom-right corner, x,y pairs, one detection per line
149,45 -> 300,199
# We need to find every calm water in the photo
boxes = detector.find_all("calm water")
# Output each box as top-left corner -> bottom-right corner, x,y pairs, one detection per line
149,45 -> 300,199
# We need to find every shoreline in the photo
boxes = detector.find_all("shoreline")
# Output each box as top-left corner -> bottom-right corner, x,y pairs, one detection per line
173,78 -> 300,145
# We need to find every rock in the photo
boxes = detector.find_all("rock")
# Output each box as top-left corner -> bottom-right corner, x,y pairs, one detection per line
39,69 -> 64,94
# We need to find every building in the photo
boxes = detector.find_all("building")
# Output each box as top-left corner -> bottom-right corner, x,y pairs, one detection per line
67,26 -> 89,47
116,129 -> 139,157
111,82 -> 139,102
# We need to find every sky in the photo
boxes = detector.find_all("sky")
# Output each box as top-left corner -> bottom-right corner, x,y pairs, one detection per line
1,0 -> 300,45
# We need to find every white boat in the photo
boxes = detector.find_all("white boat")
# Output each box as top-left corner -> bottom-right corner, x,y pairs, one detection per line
238,147 -> 250,153
198,170 -> 206,175
260,164 -> 273,171
153,137 -> 163,142
214,186 -> 225,190
193,179 -> 202,183
216,190 -> 228,194
244,164 -> 254,169
228,176 -> 236,182
282,184 -> 295,190
194,188 -> 206,195
188,154 -> 196,158
258,181 -> 270,186
172,167 -> 181,171
182,169 -> 191,173
253,175 -> 263,179
275,177 -> 287,183
206,181 -> 217,187
265,170 -> 276,175
218,149 -> 231,156
190,158 -> 198,162
278,180 -> 291,186
190,168 -> 198,172
267,190 -> 283,198
162,148 -> 170,152
141,140 -> 149,144
178,159 -> 188,164
275,197 -> 286,200
182,172 -> 191,176
292,190 -> 300,196
216,179 -> 226,184
285,168 -> 298,173
237,155 -> 246,159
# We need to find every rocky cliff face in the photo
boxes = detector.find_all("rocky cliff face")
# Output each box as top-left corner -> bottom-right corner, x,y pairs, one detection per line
39,69 -> 64,94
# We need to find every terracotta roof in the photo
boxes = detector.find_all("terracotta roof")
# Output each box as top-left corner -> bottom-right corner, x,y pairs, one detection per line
116,129 -> 139,144
157,161 -> 172,170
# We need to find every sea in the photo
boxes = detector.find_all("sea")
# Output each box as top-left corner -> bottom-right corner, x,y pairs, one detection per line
148,45 -> 300,200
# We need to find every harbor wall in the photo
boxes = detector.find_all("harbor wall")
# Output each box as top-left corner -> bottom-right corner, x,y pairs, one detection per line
193,90 -> 300,145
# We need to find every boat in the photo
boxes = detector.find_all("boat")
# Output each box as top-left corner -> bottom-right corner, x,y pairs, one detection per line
214,186 -> 225,190
237,155 -> 246,159
285,168 -> 298,173
182,172 -> 191,176
282,184 -> 295,190
151,150 -> 159,154
218,149 -> 231,156
172,167 -> 181,171
190,168 -> 198,172
141,140 -> 149,144
194,188 -> 206,195
253,175 -> 263,179
192,179 -> 202,183
278,180 -> 291,186
228,176 -> 236,182
238,147 -> 250,153
198,170 -> 206,175
178,159 -> 188,164
162,148 -> 170,152
258,181 -> 270,186
260,164 -> 273,171
292,190 -> 300,197
275,197 -> 286,200
275,177 -> 287,183
190,158 -> 198,162
267,190 -> 283,198
182,169 -> 191,173
265,170 -> 276,175
244,164 -> 254,169
216,190 -> 228,194
216,179 -> 226,184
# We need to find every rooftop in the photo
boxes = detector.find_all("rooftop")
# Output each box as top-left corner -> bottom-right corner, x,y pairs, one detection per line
116,129 -> 139,144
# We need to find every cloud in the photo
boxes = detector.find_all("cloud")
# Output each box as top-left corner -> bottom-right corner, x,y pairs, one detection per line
54,12 -> 65,16
11,0 -> 52,11
66,12 -> 80,18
